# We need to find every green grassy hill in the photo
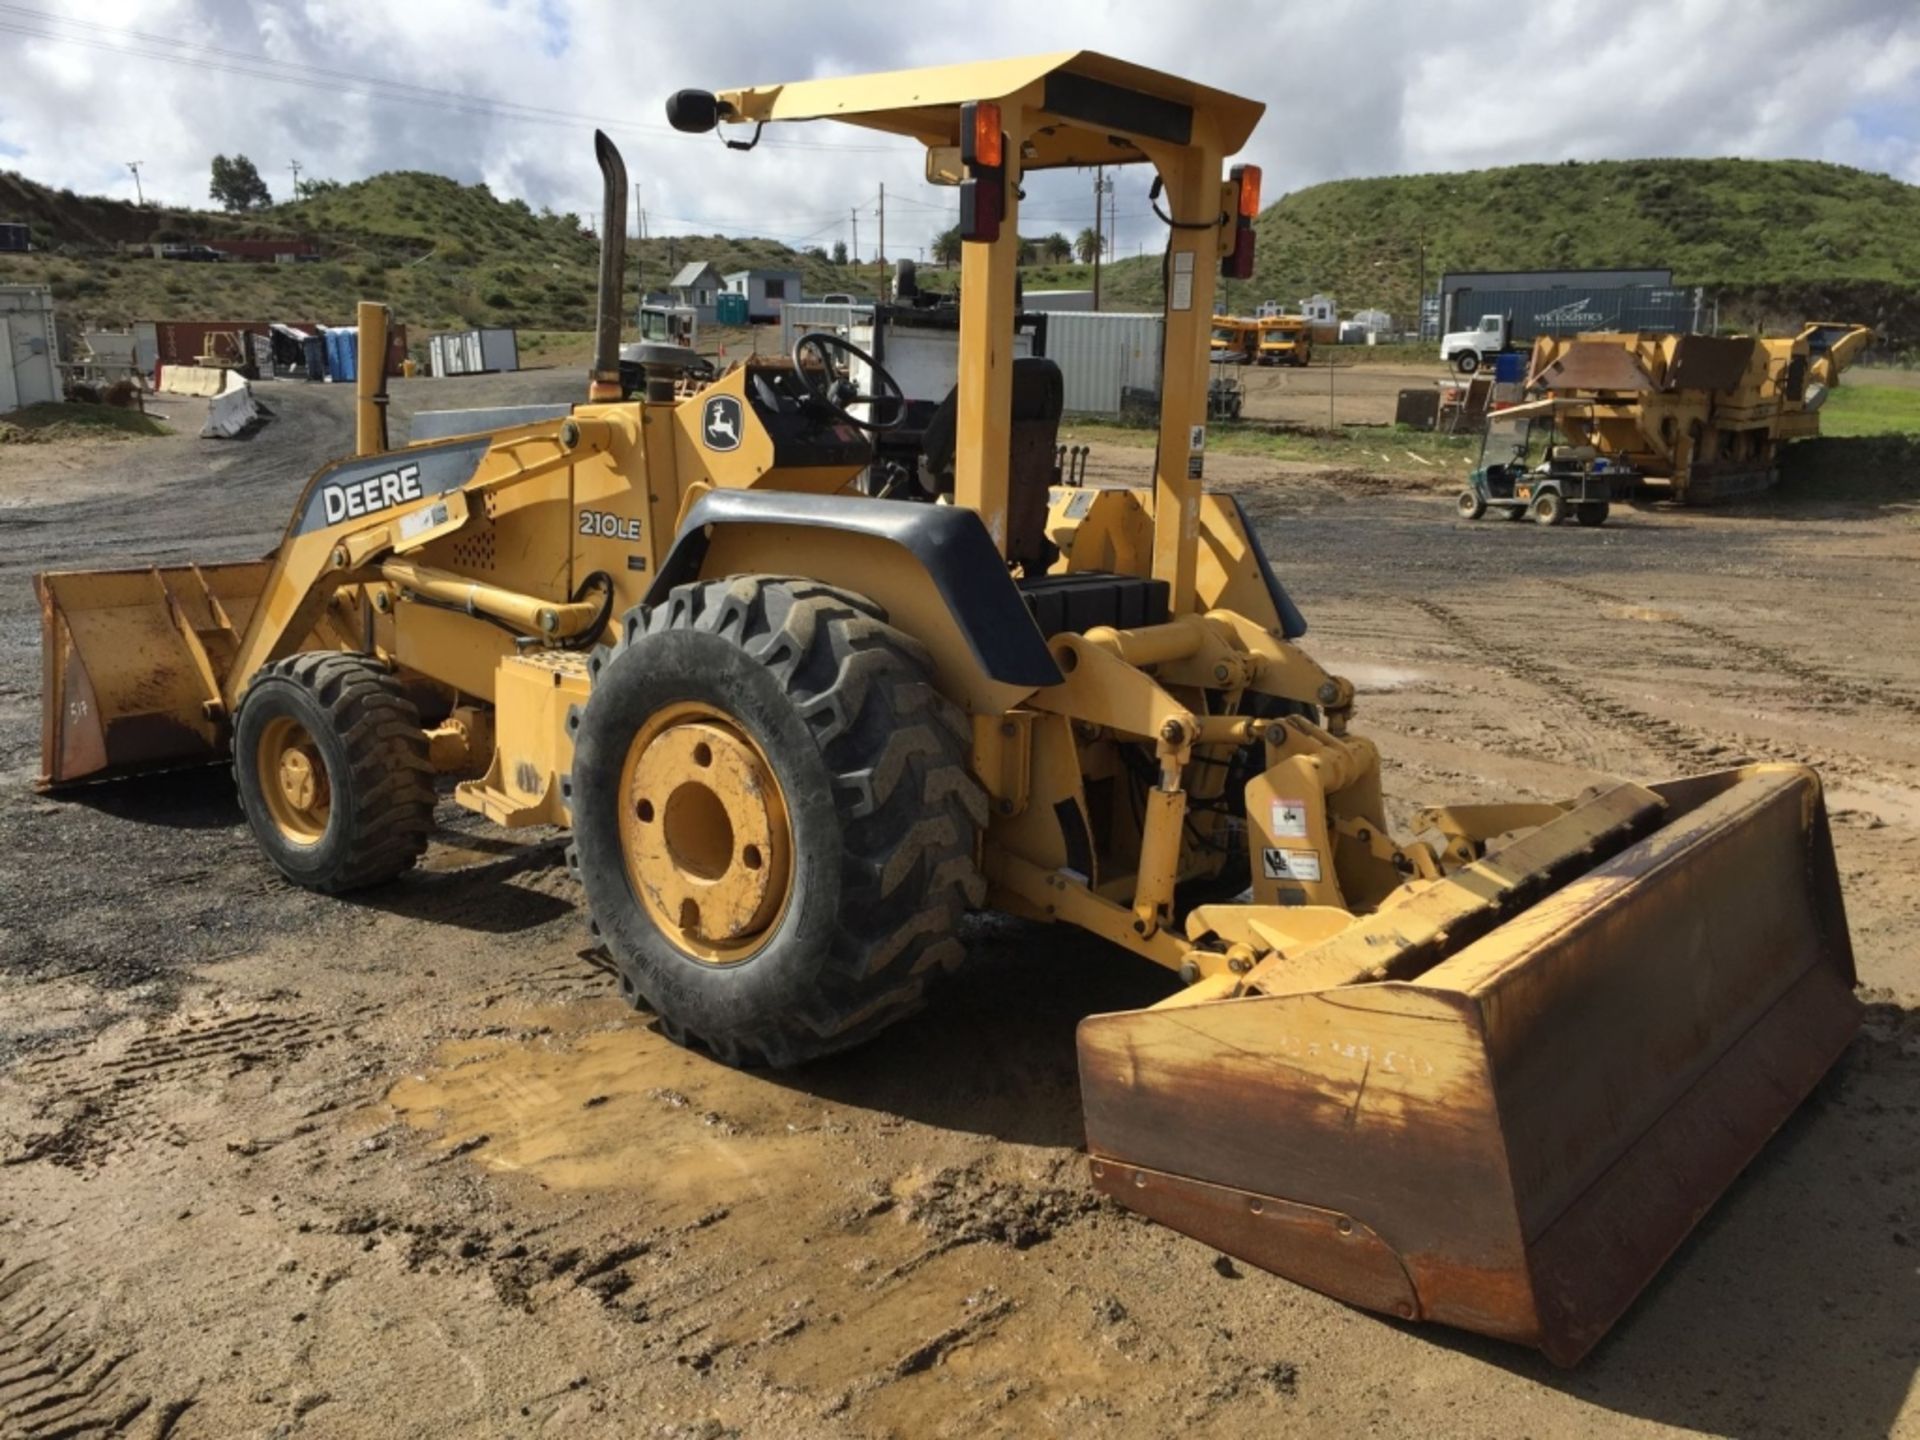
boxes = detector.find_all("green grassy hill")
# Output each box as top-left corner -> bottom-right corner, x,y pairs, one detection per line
0,167 -> 879,336
1091,157 -> 1920,344
4,155 -> 1916,347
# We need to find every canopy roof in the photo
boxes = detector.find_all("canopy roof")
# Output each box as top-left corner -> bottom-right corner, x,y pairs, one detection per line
715,51 -> 1263,169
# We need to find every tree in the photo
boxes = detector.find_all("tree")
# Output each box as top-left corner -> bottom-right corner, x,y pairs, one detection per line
209,154 -> 272,211
831,238 -> 848,266
1017,236 -> 1038,265
1041,232 -> 1072,262
931,227 -> 961,269
294,176 -> 341,199
1074,227 -> 1105,264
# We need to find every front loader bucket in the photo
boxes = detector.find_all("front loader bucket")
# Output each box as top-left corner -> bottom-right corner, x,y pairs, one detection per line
37,561 -> 273,788
1078,765 -> 1857,1365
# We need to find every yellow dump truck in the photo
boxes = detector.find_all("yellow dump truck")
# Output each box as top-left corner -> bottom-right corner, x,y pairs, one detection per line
35,52 -> 1859,1366
1527,322 -> 1872,502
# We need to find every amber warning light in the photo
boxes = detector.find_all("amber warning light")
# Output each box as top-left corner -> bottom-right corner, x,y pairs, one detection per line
1223,163 -> 1259,279
959,101 -> 1006,242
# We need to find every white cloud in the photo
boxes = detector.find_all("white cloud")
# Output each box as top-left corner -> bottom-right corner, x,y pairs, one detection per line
0,0 -> 1915,261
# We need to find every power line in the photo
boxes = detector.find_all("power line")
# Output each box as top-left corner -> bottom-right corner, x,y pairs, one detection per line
0,6 -> 904,154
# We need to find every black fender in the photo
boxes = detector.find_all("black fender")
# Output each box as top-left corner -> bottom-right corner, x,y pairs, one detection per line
649,490 -> 1063,689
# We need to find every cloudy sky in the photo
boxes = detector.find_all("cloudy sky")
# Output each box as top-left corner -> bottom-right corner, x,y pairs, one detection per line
2,0 -> 1917,261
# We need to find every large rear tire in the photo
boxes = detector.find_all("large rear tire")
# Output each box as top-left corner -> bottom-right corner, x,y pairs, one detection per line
567,576 -> 987,1067
233,653 -> 435,892
1575,502 -> 1610,527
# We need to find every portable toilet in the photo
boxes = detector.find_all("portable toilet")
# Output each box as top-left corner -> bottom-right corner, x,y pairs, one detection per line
715,292 -> 749,326
326,326 -> 359,383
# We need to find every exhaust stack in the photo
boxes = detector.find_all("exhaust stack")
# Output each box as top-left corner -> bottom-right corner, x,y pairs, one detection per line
355,300 -> 391,455
590,130 -> 629,402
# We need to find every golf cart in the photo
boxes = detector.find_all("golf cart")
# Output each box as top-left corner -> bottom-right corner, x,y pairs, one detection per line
1207,351 -> 1244,420
1458,397 -> 1627,527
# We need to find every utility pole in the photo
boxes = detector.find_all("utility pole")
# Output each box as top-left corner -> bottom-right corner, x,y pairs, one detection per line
1108,179 -> 1117,269
633,181 -> 644,317
877,183 -> 886,304
126,161 -> 144,206
1091,167 -> 1112,310
850,206 -> 858,266
288,158 -> 301,198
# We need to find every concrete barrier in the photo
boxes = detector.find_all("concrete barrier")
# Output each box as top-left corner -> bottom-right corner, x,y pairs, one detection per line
200,371 -> 259,438
158,364 -> 229,397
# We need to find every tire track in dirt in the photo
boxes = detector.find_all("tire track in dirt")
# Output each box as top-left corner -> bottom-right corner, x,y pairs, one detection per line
1552,580 -> 1920,720
1407,597 -> 1785,774
0,1258 -> 164,1439
11,1009 -> 337,1169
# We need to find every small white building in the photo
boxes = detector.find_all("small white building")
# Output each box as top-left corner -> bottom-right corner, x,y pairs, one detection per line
1351,308 -> 1393,336
1298,294 -> 1338,326
667,262 -> 725,311
725,268 -> 803,323
1,285 -> 61,413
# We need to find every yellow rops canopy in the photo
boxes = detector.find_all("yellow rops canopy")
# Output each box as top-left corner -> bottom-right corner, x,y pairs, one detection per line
714,51 -> 1265,167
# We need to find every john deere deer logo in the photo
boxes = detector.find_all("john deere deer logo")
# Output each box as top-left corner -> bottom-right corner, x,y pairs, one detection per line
702,395 -> 743,452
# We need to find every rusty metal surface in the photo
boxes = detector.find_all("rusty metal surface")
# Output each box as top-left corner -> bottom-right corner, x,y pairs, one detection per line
1523,957 -> 1859,1364
1079,983 -> 1545,1346
1531,342 -> 1655,394
1078,764 -> 1859,1365
1665,334 -> 1757,393
1088,1161 -> 1423,1322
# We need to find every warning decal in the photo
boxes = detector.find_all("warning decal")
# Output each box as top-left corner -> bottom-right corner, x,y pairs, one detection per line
1269,799 -> 1309,839
1262,848 -> 1323,883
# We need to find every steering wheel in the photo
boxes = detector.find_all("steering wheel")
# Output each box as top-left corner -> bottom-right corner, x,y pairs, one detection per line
791,332 -> 906,432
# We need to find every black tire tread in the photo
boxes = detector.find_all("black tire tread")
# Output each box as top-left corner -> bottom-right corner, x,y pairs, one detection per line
236,653 -> 435,892
572,575 -> 985,1066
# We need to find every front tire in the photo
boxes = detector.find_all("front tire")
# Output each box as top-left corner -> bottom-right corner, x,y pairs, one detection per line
1454,352 -> 1480,376
567,576 -> 987,1067
1457,488 -> 1487,520
233,653 -> 435,892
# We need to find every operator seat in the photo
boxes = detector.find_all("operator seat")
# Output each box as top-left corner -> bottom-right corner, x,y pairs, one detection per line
920,357 -> 1064,568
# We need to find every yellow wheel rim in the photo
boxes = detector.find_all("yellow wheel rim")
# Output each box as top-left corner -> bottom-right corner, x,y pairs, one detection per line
257,714 -> 331,844
618,701 -> 794,966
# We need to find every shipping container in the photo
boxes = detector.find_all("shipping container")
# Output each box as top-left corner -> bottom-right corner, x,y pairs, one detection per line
0,222 -> 29,253
427,327 -> 520,377
1044,312 -> 1164,416
780,303 -> 872,354
146,319 -> 407,377
0,285 -> 59,413
1444,284 -> 1704,342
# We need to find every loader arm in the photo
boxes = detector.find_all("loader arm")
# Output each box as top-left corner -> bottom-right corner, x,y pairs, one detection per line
216,417 -> 619,713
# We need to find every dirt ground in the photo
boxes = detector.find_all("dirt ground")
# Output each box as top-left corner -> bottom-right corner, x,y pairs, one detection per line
1235,358 -> 1448,427
2,374 -> 1917,1439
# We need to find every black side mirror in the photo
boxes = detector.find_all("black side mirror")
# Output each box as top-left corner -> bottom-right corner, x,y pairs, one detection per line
666,90 -> 724,133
